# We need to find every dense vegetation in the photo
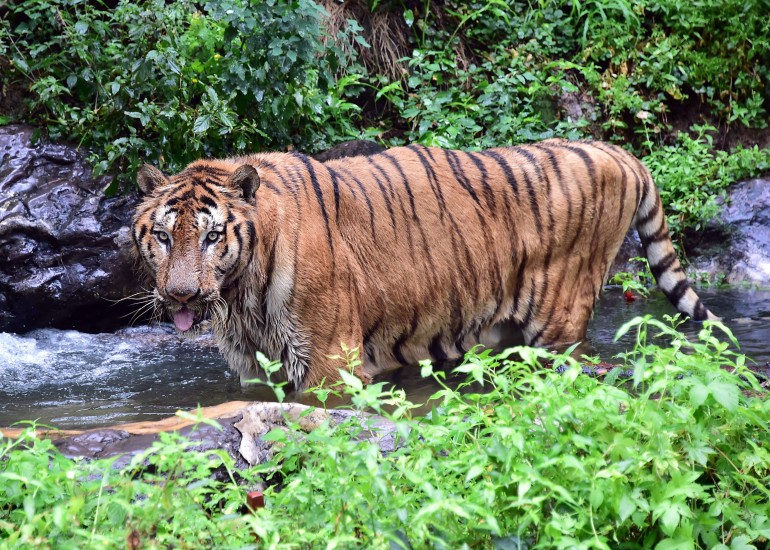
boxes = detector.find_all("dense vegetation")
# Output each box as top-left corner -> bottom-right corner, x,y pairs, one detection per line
2,0 -> 770,233
2,317 -> 769,547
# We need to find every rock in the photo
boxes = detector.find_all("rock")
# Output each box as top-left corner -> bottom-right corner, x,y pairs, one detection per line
0,125 -> 142,333
41,401 -> 397,473
51,415 -> 249,474
234,402 -> 399,466
689,178 -> 770,285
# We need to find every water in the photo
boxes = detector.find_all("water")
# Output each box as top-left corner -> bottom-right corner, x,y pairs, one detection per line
1,288 -> 768,430
0,325 -> 272,429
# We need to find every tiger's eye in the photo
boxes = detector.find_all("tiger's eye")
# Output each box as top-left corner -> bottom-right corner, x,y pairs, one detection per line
206,231 -> 220,242
156,231 -> 169,243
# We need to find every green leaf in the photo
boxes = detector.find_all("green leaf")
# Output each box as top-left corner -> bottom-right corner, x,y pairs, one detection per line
708,379 -> 739,411
339,369 -> 363,391
420,360 -> 433,378
403,9 -> 414,27
618,494 -> 636,522
261,428 -> 287,442
689,380 -> 709,407
193,115 -> 211,134
655,538 -> 694,550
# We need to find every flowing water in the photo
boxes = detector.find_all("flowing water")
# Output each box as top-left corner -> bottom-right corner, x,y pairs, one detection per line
1,288 -> 768,430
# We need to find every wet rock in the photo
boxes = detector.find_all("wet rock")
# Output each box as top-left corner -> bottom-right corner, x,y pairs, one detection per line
46,402 -> 396,473
55,429 -> 132,458
52,415 -> 248,472
689,178 -> 770,285
0,125 -> 142,333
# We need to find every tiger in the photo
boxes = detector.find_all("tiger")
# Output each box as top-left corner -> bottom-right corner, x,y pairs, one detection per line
130,139 -> 717,391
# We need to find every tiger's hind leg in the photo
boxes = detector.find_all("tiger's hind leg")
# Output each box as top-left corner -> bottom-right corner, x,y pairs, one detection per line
518,260 -> 602,350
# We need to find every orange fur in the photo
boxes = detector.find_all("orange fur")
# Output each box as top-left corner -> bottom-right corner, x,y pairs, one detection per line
131,140 -> 715,390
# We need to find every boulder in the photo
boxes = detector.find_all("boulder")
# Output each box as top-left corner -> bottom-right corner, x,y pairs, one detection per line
0,125 -> 142,333
689,178 -> 770,285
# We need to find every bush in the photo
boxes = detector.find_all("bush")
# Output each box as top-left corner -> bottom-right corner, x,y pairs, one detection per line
0,0 -> 366,188
2,317 -> 769,547
643,127 -> 770,235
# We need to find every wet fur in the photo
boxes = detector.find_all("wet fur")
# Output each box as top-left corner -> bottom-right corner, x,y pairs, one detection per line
131,140 -> 716,390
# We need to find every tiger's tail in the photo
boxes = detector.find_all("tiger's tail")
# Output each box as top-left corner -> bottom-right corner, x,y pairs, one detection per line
634,173 -> 718,322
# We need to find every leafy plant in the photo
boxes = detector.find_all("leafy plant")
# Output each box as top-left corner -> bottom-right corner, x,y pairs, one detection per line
2,317 -> 769,547
0,0 -> 368,188
642,126 -> 770,235
609,256 -> 654,297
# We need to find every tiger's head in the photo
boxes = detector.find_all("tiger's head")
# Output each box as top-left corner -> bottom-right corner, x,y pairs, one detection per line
130,160 -> 261,334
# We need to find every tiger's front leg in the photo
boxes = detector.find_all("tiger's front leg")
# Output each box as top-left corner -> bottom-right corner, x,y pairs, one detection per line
299,322 -> 369,391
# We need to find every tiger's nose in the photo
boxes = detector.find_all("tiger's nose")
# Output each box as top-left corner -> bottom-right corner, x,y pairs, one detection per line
166,286 -> 201,304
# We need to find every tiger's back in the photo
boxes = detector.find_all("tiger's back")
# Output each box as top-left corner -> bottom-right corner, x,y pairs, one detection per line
131,139 -> 715,389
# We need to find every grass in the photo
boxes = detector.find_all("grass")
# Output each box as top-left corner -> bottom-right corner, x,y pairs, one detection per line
2,316 -> 769,548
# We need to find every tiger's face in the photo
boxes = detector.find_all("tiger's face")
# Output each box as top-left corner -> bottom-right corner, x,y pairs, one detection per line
131,161 -> 261,333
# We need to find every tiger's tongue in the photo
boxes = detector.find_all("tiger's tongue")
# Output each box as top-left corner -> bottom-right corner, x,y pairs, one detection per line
174,307 -> 194,331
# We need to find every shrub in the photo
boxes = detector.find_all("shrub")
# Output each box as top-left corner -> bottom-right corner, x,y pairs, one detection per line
3,317 -> 768,547
0,0 -> 366,188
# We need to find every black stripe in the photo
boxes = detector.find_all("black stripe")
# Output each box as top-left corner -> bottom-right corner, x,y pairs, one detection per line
663,279 -> 690,306
329,169 -> 341,223
510,147 -> 544,235
366,160 -> 398,233
649,252 -> 678,281
189,178 -> 219,198
199,195 -> 218,210
593,142 -> 644,217
535,144 -> 577,245
393,313 -> 419,365
233,223 -> 244,252
466,152 -> 497,213
444,149 -> 481,205
369,156 -> 413,252
260,163 -> 298,200
479,150 -> 520,202
381,152 -> 419,221
188,164 -> 229,177
407,144 -> 446,219
245,220 -> 257,248
693,300 -> 708,320
636,200 -> 660,229
337,167 -> 377,241
512,247 -> 528,318
293,154 -> 335,256
640,225 -> 669,246
428,333 -> 448,363
380,152 -> 440,300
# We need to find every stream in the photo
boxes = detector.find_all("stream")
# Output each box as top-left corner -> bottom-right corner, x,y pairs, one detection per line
1,288 -> 768,430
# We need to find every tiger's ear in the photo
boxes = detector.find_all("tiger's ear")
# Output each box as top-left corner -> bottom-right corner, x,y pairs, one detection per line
137,164 -> 168,195
228,164 -> 261,201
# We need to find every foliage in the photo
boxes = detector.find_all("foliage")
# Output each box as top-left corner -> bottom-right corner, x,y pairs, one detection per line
0,419 -> 261,547
609,256 -> 654,297
2,317 -> 769,547
643,127 -> 770,235
0,0 -> 366,188
2,0 -> 770,233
